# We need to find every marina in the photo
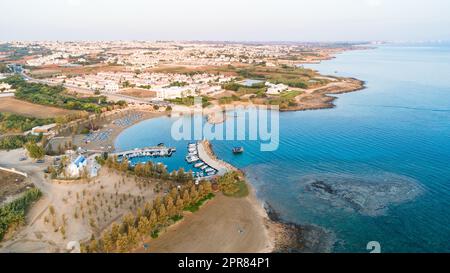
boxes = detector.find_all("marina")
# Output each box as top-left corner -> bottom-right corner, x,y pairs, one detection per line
113,146 -> 176,160
184,142 -> 219,177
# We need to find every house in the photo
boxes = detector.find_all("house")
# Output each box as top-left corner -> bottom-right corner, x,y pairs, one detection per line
104,81 -> 119,93
265,82 -> 288,95
153,86 -> 190,100
31,123 -> 57,135
66,155 -> 87,178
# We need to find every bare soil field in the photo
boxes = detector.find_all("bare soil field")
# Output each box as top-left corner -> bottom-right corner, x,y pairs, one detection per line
0,167 -> 166,253
0,97 -> 80,118
118,88 -> 156,98
0,169 -> 33,205
137,193 -> 272,253
29,64 -> 126,78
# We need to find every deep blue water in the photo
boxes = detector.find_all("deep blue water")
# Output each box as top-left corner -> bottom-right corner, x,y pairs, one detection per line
116,45 -> 450,252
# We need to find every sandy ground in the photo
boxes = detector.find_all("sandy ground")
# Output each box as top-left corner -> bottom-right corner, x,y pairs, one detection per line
0,169 -> 33,205
0,163 -> 163,253
137,192 -> 272,253
0,97 -> 81,118
73,110 -> 167,152
118,88 -> 156,99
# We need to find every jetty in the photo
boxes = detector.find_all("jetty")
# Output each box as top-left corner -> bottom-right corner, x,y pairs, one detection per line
113,146 -> 176,159
197,141 -> 234,176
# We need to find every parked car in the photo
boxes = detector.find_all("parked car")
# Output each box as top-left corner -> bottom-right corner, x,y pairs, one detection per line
36,159 -> 45,163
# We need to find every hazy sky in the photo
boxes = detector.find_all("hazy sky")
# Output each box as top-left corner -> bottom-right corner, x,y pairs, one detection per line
1,0 -> 450,41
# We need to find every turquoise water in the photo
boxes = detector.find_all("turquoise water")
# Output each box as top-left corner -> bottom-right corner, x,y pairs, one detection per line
115,45 -> 450,252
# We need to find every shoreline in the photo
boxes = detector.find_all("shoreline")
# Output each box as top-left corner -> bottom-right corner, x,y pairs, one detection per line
190,78 -> 366,125
106,107 -> 347,253
74,108 -> 167,152
201,141 -> 336,253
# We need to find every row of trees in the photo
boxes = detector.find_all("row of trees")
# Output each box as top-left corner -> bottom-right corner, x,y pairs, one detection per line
217,171 -> 249,197
0,112 -> 54,134
82,181 -> 213,253
100,156 -> 194,184
0,188 -> 42,241
0,134 -> 42,150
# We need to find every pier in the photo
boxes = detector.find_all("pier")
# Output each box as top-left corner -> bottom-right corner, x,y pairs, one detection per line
113,146 -> 176,159
197,141 -> 232,177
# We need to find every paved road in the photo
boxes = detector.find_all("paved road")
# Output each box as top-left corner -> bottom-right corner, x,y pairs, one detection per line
0,148 -> 53,195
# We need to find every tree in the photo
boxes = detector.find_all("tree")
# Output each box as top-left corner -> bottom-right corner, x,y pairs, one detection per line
175,196 -> 184,211
182,190 -> 190,206
149,209 -> 157,227
115,233 -> 129,253
25,142 -> 45,160
190,185 -> 199,203
138,216 -> 151,236
157,204 -> 167,223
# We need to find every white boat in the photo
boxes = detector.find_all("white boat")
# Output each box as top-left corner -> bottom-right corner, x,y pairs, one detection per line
186,156 -> 199,163
200,165 -> 208,170
205,167 -> 215,172
194,162 -> 204,168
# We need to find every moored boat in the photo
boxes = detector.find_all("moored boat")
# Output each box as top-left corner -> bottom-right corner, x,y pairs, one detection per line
232,146 -> 244,154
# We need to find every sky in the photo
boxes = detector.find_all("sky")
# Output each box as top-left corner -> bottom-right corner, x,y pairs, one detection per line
1,0 -> 450,42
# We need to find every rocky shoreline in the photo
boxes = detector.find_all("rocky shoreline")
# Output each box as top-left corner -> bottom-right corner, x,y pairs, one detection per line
264,203 -> 336,253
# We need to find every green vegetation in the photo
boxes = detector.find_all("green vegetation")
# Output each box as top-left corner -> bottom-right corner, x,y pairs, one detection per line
25,142 -> 45,159
99,156 -> 194,183
0,63 -> 11,73
236,65 -> 319,89
0,188 -> 42,241
0,112 -> 54,133
1,75 -> 122,113
81,178 -> 214,253
222,82 -> 242,91
167,96 -> 211,107
0,134 -> 42,150
168,81 -> 188,87
217,171 -> 249,198
0,44 -> 50,61
183,193 -> 215,212
267,90 -> 302,109
218,95 -> 241,105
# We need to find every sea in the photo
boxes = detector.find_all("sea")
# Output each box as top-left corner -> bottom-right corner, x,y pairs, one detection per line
115,44 -> 450,252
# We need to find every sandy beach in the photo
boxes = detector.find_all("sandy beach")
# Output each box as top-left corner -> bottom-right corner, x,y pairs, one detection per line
137,192 -> 273,253
73,109 -> 167,152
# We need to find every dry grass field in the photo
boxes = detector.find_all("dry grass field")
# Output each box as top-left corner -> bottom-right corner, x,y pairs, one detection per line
0,97 -> 80,118
0,169 -> 33,205
118,88 -> 156,98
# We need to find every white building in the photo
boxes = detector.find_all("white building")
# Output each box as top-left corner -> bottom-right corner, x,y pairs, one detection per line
265,82 -> 289,95
31,123 -> 57,136
104,82 -> 119,93
66,155 -> 87,178
154,86 -> 191,100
